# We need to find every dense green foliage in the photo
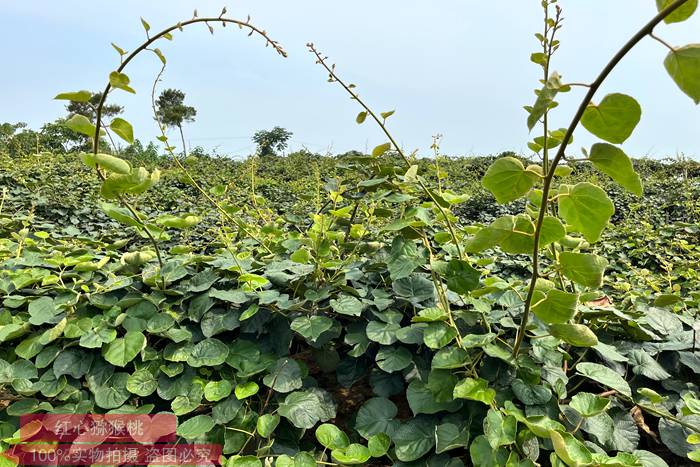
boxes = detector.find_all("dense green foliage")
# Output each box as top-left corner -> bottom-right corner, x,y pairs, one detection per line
2,2 -> 700,467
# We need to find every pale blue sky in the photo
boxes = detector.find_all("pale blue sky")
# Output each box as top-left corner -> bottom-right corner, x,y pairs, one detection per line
1,1 -> 698,158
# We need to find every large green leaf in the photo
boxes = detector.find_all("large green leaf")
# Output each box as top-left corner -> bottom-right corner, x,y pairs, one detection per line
392,275 -> 435,303
262,358 -> 303,393
291,316 -> 335,342
532,289 -> 578,324
549,430 -> 594,467
126,369 -> 157,397
664,45 -> 700,104
445,259 -> 480,294
482,157 -> 539,204
588,143 -> 643,196
657,0 -> 698,23
330,295 -> 363,316
575,362 -> 632,397
558,183 -> 614,242
64,114 -> 96,137
469,435 -> 509,467
109,71 -> 136,93
176,414 -> 215,439
559,252 -> 608,288
28,297 -> 58,325
376,346 -> 413,373
102,332 -> 146,367
93,372 -> 130,409
484,409 -> 517,449
549,323 -> 599,347
466,215 -> 563,254
569,392 -> 611,418
393,416 -> 437,462
110,118 -> 134,144
277,389 -> 336,429
453,377 -> 495,405
316,423 -> 350,450
331,444 -> 371,465
54,90 -> 92,102
581,94 -> 641,144
466,216 -> 533,254
186,338 -> 228,367
628,349 -> 672,380
355,397 -> 400,439
204,380 -> 233,401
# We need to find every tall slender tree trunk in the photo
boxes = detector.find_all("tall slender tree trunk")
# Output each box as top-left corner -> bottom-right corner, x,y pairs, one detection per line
178,124 -> 187,158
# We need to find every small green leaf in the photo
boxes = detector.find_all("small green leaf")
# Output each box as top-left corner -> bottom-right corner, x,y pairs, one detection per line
227,456 -> 262,467
234,381 -> 259,400
453,377 -> 495,405
140,17 -> 151,31
54,90 -> 92,102
482,157 -> 539,204
28,297 -> 57,325
256,414 -> 280,438
102,331 -> 146,367
588,143 -> 643,195
367,433 -> 391,457
331,444 -> 371,465
664,45 -> 700,104
559,252 -> 608,288
549,430 -> 594,467
204,380 -> 233,401
110,118 -> 134,144
527,72 -> 563,130
109,71 -> 136,94
581,93 -> 642,144
576,362 -> 632,397
532,289 -> 578,324
485,409 -> 517,449
176,415 -> 215,439
126,369 -> 157,396
186,337 -> 228,367
558,182 -> 614,242
94,153 -> 131,174
330,295 -> 363,316
64,114 -> 97,137
549,323 -> 599,347
356,111 -> 367,124
316,423 -> 350,450
657,0 -> 698,23
569,392 -> 611,417
445,259 -> 480,294
372,142 -> 392,157
111,42 -> 126,55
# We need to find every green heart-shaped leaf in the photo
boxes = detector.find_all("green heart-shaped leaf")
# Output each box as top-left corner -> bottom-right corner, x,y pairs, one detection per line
532,289 -> 578,324
581,93 -> 641,143
657,0 -> 698,23
665,44 -> 700,104
482,157 -> 540,204
588,143 -> 643,196
558,182 -> 614,242
559,252 -> 608,288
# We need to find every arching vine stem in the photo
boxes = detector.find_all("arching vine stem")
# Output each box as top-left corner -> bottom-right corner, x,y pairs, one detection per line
89,13 -> 285,260
512,0 -> 691,357
307,43 -> 465,261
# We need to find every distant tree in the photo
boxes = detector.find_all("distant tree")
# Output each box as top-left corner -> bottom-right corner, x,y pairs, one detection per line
252,127 -> 293,156
155,88 -> 197,157
41,119 -> 91,153
66,92 -> 123,121
122,139 -> 161,161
